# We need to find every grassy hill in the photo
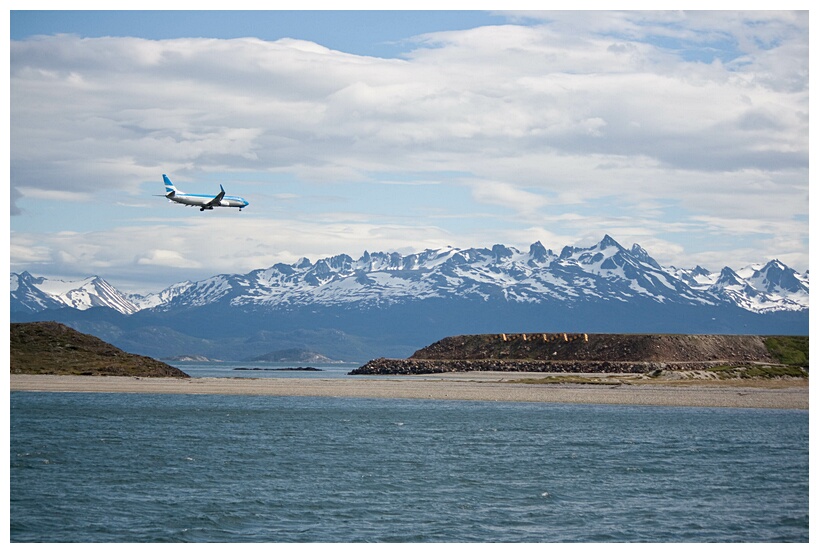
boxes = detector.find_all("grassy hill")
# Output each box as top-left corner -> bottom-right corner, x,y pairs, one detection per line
353,333 -> 808,376
11,321 -> 189,378
410,333 -> 794,363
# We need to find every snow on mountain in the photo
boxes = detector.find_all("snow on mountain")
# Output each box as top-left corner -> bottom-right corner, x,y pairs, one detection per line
668,265 -> 716,288
10,272 -> 67,313
129,280 -> 195,310
10,272 -> 140,314
10,236 -> 809,316
670,259 -> 809,313
709,260 -> 809,313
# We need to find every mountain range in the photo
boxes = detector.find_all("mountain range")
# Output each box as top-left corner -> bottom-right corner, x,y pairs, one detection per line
10,235 -> 808,361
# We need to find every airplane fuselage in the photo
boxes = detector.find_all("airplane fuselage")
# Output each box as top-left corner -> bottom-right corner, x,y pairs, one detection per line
169,192 -> 249,210
161,174 -> 249,211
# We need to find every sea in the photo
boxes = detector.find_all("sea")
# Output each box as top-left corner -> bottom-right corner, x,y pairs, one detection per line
10,362 -> 809,543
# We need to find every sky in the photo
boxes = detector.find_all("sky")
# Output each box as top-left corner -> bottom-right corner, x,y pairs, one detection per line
6,5 -> 811,294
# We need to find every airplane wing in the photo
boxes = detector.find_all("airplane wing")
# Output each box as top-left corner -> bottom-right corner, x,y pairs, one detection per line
204,185 -> 226,208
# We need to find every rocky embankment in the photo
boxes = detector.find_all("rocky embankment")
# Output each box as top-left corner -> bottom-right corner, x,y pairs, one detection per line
351,333 -> 808,375
10,321 -> 189,378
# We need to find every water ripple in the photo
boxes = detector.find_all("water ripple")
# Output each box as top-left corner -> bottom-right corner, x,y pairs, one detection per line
10,393 -> 808,542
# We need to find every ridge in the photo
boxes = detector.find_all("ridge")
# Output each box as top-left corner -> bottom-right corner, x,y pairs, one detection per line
10,237 -> 809,318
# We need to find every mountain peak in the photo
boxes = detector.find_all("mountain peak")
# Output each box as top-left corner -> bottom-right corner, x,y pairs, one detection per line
491,244 -> 514,260
528,241 -> 552,263
714,266 -> 743,287
751,259 -> 808,294
10,273 -> 139,314
598,234 -> 624,250
629,243 -> 662,269
761,259 -> 786,271
11,236 -> 809,317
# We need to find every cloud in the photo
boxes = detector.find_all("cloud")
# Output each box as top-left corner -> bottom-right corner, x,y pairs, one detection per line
11,17 -> 807,193
136,249 -> 202,269
10,213 -> 459,293
469,180 -> 549,215
15,188 -> 93,203
9,12 -> 809,288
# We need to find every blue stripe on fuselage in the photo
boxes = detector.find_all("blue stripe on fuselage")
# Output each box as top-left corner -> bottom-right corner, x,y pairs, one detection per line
175,193 -> 248,205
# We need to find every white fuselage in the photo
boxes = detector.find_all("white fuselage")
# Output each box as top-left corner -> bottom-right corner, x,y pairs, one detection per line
170,192 -> 248,209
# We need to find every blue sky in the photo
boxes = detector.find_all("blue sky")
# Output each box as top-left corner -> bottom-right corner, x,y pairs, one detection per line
10,10 -> 510,57
8,7 -> 810,293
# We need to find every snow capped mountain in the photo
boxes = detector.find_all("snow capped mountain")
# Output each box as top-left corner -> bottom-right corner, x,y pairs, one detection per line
670,259 -> 809,313
129,280 -> 195,310
710,260 -> 809,313
10,236 -> 809,317
10,272 -> 141,314
10,272 -> 67,312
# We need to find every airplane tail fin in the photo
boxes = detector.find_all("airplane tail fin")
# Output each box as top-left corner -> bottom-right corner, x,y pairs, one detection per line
162,174 -> 178,197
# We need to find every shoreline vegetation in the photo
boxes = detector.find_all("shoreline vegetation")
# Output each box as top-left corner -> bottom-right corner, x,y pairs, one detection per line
10,321 -> 188,378
352,333 -> 808,375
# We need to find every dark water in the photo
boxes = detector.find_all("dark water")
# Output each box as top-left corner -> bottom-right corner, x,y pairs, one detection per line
10,392 -> 808,542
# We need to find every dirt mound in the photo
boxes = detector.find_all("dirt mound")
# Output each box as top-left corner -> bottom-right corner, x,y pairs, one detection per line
10,321 -> 189,378
410,333 -> 777,363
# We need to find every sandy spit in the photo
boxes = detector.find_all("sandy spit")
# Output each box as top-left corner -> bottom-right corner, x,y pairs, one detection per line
10,374 -> 808,410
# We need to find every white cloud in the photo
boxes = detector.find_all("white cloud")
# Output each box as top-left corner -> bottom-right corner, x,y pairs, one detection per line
11,17 -> 807,193
16,188 -> 92,203
469,180 -> 549,215
10,213 -> 460,292
136,249 -> 203,269
9,12 -> 809,288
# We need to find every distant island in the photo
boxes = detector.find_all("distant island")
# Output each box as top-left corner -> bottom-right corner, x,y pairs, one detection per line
351,333 -> 809,378
10,321 -> 189,378
163,354 -> 221,362
249,348 -> 342,364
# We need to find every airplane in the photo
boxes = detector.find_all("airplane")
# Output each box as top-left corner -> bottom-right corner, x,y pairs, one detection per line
159,174 -> 249,211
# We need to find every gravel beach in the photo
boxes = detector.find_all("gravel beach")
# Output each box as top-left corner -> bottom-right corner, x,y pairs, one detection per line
10,374 -> 808,410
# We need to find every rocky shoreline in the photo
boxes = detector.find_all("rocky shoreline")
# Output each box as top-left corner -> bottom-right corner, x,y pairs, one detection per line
350,333 -> 809,376
351,358 -> 738,375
